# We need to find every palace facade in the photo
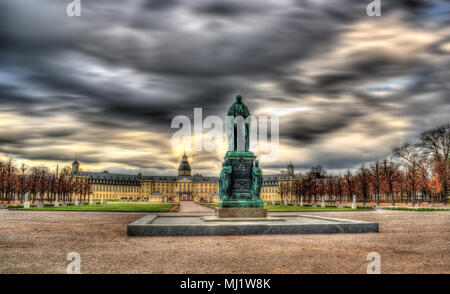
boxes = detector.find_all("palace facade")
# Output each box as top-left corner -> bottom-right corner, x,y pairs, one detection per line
72,153 -> 295,203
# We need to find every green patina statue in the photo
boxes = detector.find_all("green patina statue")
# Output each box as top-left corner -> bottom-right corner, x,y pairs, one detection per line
217,95 -> 264,210
219,160 -> 232,200
227,94 -> 250,118
227,94 -> 250,151
251,160 -> 262,200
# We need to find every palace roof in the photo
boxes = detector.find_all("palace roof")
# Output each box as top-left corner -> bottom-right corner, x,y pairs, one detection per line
72,171 -> 218,182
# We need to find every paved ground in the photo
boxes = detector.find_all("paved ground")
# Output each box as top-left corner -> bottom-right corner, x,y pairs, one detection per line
0,207 -> 449,273
177,201 -> 214,214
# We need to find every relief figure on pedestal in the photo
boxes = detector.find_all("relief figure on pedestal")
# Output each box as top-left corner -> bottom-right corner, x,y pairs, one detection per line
219,160 -> 232,200
251,160 -> 262,199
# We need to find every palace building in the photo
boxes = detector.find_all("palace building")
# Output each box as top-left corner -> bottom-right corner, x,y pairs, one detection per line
71,153 -> 295,203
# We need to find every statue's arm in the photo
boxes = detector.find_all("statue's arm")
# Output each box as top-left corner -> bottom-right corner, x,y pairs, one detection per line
244,105 -> 250,117
227,106 -> 234,116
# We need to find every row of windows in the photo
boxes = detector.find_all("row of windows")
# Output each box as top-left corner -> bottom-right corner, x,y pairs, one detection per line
96,194 -> 134,199
92,180 -> 139,185
94,184 -> 283,193
93,186 -> 218,194
261,195 -> 280,201
262,187 -> 277,193
263,181 -> 278,185
93,183 -> 277,194
93,185 -> 139,192
154,188 -> 217,193
152,183 -> 217,188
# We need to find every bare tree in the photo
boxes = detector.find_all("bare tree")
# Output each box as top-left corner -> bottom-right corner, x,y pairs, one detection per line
292,179 -> 301,204
335,175 -> 344,204
16,163 -> 29,203
370,161 -> 382,205
28,167 -> 41,204
310,166 -> 326,203
4,159 -> 17,203
0,160 -> 5,203
344,170 -> 354,203
326,175 -> 335,203
382,159 -> 400,205
48,169 -> 58,203
357,165 -> 370,206
418,123 -> 449,203
38,167 -> 49,203
303,172 -> 313,203
417,157 -> 432,202
394,143 -> 422,206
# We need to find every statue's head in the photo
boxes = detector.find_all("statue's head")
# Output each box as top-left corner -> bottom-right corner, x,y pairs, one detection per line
255,160 -> 259,167
236,94 -> 242,104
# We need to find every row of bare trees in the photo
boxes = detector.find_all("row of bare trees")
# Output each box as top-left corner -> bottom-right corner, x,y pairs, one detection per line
0,161 -> 91,204
279,123 -> 449,206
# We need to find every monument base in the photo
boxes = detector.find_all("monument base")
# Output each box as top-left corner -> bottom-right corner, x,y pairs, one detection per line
127,214 -> 379,236
217,199 -> 264,208
215,207 -> 267,218
217,150 -> 265,209
201,216 -> 283,222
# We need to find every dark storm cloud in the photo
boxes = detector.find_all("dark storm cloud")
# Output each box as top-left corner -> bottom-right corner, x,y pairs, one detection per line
142,0 -> 180,11
0,86 -> 37,105
0,0 -> 449,172
193,1 -> 262,17
281,109 -> 363,144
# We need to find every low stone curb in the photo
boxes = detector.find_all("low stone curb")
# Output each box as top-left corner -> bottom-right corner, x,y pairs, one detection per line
127,214 -> 379,236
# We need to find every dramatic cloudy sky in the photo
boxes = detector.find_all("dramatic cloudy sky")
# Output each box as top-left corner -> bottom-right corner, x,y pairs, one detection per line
0,0 -> 449,176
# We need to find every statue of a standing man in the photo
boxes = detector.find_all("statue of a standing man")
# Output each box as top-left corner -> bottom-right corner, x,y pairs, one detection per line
227,95 -> 250,151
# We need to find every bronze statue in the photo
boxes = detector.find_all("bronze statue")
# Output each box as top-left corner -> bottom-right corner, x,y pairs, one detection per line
219,160 -> 232,200
251,160 -> 262,199
227,94 -> 250,151
227,94 -> 250,118
218,94 -> 264,210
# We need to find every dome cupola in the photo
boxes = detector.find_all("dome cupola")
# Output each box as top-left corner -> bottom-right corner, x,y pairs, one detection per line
287,161 -> 295,177
72,155 -> 80,173
178,152 -> 191,176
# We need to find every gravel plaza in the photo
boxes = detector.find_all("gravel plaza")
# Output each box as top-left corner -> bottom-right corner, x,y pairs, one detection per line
1,202 -> 448,274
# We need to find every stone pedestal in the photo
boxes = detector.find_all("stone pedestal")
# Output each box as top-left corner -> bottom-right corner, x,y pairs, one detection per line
217,151 -> 264,210
215,208 -> 267,218
127,215 -> 379,236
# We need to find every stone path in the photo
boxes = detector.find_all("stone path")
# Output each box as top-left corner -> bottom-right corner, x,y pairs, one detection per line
177,201 -> 214,214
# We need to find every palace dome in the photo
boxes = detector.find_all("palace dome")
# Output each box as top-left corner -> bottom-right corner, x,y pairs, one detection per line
178,152 -> 191,176
72,157 -> 80,172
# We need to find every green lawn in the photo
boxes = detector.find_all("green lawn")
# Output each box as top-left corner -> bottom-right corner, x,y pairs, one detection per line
17,202 -> 173,212
384,207 -> 449,211
264,205 -> 370,212
200,203 -> 370,211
